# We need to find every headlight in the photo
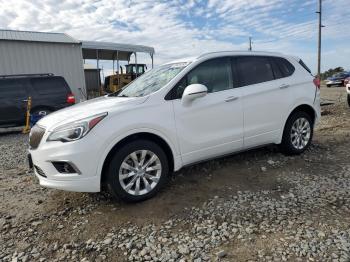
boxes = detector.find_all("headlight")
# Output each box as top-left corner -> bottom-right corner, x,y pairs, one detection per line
47,112 -> 107,142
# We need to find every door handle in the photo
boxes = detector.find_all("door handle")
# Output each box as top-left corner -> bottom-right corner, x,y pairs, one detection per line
279,84 -> 290,89
225,96 -> 239,102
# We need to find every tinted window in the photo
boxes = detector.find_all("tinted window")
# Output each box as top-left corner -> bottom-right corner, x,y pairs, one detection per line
31,77 -> 68,95
169,57 -> 232,99
274,57 -> 295,77
270,58 -> 283,79
0,79 -> 26,98
236,56 -> 274,87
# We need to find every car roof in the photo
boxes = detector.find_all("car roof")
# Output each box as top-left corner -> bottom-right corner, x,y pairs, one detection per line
165,51 -> 293,65
0,74 -> 57,80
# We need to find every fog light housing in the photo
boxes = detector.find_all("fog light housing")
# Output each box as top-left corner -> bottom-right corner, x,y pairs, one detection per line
52,161 -> 80,174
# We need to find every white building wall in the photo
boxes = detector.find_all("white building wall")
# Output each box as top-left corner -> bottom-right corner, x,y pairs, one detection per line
0,40 -> 86,101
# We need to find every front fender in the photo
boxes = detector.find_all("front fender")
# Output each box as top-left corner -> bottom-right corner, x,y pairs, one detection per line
96,127 -> 182,182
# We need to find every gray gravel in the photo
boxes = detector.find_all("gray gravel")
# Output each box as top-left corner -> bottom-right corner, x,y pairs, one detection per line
1,143 -> 350,261
0,132 -> 29,170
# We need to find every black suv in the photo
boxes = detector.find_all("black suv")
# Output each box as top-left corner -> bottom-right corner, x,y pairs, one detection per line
0,74 -> 75,127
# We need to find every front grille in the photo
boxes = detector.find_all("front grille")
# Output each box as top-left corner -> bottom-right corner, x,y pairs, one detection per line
29,125 -> 46,149
34,165 -> 47,177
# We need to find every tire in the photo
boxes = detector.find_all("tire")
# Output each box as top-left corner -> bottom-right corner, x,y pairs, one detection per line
326,84 -> 331,88
106,139 -> 169,202
347,94 -> 350,107
280,111 -> 313,155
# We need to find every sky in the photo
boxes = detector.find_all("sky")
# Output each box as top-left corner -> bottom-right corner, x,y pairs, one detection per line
0,0 -> 349,75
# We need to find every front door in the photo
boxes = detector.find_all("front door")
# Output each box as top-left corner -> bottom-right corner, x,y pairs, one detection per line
170,57 -> 244,165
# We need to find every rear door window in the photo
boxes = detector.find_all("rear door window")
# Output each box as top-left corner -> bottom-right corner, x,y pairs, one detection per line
270,58 -> 284,79
31,77 -> 69,95
0,79 -> 26,98
236,56 -> 274,87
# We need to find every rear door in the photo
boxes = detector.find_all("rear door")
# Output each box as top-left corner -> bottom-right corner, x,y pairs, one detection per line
30,76 -> 70,109
0,79 -> 28,126
234,56 -> 295,148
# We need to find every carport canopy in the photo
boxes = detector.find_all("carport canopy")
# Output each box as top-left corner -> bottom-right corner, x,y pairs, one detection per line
81,40 -> 155,65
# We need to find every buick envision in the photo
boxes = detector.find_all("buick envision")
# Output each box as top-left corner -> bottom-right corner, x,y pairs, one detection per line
28,51 -> 321,202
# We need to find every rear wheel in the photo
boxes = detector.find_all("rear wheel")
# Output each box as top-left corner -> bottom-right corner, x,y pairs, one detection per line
280,111 -> 313,155
106,140 -> 169,202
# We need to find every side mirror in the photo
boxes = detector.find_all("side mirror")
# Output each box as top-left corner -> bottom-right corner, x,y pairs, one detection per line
181,84 -> 208,106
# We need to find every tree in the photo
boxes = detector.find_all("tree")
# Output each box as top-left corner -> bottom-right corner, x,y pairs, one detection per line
321,67 -> 345,80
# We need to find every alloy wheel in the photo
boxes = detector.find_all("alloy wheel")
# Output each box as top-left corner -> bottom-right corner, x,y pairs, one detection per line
290,117 -> 311,150
118,150 -> 162,196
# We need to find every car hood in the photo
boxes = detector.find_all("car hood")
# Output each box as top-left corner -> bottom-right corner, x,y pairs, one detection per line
37,95 -> 148,131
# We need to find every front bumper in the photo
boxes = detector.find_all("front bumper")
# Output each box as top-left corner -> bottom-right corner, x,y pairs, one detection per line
33,171 -> 100,192
29,128 -> 103,193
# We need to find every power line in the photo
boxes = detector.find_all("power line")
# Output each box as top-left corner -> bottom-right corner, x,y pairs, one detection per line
254,27 -> 316,44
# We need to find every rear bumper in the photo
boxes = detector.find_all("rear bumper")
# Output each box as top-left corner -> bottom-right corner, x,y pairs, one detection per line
314,91 -> 321,126
346,84 -> 350,94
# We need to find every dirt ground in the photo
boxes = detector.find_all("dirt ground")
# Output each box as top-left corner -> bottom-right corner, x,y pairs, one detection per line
0,85 -> 349,262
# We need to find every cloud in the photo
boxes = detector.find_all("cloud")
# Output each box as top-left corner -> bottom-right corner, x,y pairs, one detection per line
0,0 -> 349,72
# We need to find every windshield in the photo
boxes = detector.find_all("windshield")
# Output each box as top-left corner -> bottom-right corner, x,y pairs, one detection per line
113,63 -> 188,97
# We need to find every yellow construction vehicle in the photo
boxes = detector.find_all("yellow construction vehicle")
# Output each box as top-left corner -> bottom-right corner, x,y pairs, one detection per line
104,64 -> 147,93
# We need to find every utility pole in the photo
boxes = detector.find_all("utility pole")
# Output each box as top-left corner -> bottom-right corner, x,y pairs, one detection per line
316,0 -> 324,79
248,37 -> 252,51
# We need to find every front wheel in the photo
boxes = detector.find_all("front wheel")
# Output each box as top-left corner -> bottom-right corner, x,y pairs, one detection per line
280,111 -> 313,155
106,140 -> 169,202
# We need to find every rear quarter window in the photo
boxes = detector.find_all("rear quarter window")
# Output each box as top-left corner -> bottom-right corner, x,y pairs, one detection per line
31,77 -> 69,95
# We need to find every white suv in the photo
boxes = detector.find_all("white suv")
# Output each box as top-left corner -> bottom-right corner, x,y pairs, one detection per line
29,51 -> 321,202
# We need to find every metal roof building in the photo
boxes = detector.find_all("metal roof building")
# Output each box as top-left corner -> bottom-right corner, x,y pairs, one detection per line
0,29 -> 155,101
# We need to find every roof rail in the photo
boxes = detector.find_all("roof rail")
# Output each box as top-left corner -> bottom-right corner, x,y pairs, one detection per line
0,73 -> 54,79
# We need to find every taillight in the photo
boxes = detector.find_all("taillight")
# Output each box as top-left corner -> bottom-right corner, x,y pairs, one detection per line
313,77 -> 320,89
66,93 -> 75,104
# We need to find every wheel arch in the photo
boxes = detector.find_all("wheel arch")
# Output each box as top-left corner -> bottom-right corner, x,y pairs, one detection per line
30,105 -> 55,114
100,131 -> 176,185
279,103 -> 317,144
288,104 -> 316,124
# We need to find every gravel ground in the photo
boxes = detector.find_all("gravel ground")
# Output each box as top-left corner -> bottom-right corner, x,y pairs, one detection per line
1,86 -> 350,262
